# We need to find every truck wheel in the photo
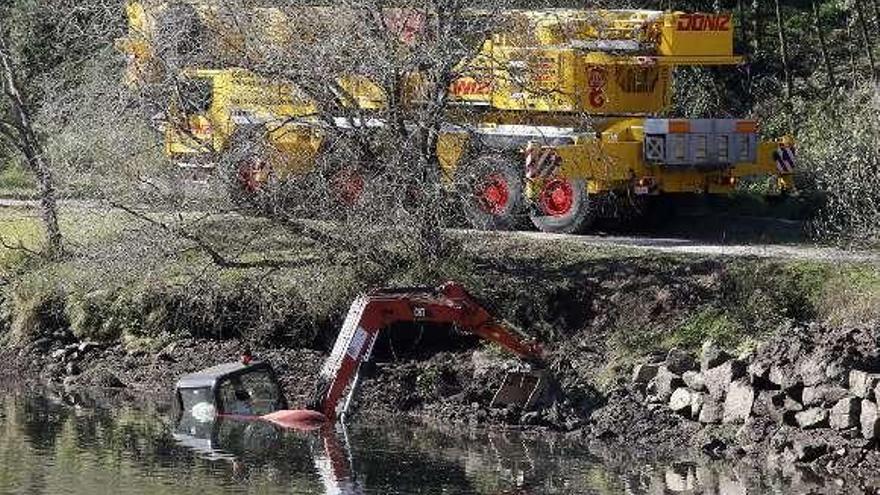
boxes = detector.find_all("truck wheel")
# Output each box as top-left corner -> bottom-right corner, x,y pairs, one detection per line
221,132 -> 278,213
329,166 -> 366,207
529,177 -> 595,234
455,156 -> 523,230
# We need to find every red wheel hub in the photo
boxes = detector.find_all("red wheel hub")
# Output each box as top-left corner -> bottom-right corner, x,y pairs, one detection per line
238,158 -> 268,193
331,168 -> 365,206
540,178 -> 574,217
476,173 -> 510,215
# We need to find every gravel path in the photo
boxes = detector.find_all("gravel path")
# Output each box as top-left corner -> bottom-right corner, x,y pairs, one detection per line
500,230 -> 880,263
4,198 -> 877,263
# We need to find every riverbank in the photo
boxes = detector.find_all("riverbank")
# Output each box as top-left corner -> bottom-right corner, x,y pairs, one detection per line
2,204 -> 880,479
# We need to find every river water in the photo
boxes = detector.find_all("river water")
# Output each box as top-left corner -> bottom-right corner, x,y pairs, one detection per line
0,388 -> 846,494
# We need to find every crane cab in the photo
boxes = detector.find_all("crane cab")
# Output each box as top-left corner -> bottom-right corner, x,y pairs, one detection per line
174,361 -> 288,422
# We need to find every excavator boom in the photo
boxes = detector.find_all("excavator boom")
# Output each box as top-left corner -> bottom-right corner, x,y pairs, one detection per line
177,282 -> 546,431
314,282 -> 543,419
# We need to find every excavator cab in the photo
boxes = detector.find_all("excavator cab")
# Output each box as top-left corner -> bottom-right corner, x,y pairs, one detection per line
175,361 -> 288,422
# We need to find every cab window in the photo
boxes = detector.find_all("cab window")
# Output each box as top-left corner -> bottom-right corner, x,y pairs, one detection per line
218,371 -> 282,416
178,387 -> 215,422
179,387 -> 213,413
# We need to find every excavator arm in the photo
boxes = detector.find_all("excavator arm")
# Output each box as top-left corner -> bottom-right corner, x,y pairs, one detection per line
313,282 -> 543,419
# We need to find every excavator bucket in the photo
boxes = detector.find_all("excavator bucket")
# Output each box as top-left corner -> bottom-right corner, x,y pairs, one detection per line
490,370 -> 548,410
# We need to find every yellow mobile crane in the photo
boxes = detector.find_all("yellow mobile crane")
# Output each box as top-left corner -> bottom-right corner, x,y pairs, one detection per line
118,3 -> 796,234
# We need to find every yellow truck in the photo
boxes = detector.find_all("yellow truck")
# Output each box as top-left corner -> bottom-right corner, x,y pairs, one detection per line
118,3 -> 796,234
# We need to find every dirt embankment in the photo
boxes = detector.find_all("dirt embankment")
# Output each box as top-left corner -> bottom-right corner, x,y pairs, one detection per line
7,319 -> 880,485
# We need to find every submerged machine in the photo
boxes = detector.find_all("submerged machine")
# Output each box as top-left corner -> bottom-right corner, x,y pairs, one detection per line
174,282 -> 546,430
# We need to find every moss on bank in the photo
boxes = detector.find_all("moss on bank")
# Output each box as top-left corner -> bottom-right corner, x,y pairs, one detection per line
1,205 -> 879,390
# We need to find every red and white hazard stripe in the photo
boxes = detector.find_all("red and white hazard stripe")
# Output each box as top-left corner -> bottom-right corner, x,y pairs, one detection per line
524,143 -> 561,180
774,147 -> 796,174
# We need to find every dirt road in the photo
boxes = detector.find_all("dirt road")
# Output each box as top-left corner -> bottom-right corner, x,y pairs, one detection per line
3,198 -> 877,263
496,230 -> 880,263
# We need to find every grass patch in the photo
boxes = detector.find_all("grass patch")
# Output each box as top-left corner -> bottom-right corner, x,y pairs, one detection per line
0,206 -> 135,271
0,163 -> 36,196
6,275 -> 66,345
664,308 -> 741,350
0,208 -> 43,269
817,265 -> 880,326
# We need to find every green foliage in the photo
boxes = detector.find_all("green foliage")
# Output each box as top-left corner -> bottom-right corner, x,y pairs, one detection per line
667,1 -> 880,243
817,265 -> 880,326
800,85 -> 880,246
6,275 -> 67,345
65,289 -> 120,342
722,260 -> 824,328
1,0 -> 125,106
666,307 -> 740,349
610,258 -> 833,365
63,279 -> 323,347
0,161 -> 35,193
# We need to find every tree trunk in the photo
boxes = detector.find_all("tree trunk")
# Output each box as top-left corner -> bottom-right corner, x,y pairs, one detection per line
854,0 -> 878,80
773,0 -> 794,132
416,127 -> 444,262
873,0 -> 880,38
846,11 -> 860,83
811,0 -> 836,88
0,34 -> 63,256
751,0 -> 763,54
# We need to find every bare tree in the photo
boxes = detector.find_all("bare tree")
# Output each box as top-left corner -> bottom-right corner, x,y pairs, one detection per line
846,9 -> 860,82
854,0 -> 878,80
126,0 -> 557,264
811,0 -> 836,88
751,0 -> 763,54
0,31 -> 63,256
773,0 -> 794,133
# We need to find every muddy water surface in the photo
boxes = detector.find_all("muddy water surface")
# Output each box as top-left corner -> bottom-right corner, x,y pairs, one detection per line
0,389 -> 843,494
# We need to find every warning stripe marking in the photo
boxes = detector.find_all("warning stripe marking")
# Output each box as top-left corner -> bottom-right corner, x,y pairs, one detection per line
774,147 -> 796,174
346,327 -> 368,360
525,148 -> 561,179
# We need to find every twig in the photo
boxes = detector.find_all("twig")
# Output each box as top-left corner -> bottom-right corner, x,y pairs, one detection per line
110,202 -> 308,269
0,234 -> 41,256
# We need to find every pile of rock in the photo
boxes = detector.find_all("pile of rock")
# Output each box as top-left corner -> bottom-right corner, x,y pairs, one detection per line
44,341 -> 102,378
631,340 -> 880,442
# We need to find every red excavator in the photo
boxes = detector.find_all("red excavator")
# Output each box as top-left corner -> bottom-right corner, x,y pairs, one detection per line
174,282 -> 548,431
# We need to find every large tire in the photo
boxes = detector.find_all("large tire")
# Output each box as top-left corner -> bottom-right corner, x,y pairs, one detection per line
220,130 -> 279,214
529,177 -> 595,234
454,156 -> 524,231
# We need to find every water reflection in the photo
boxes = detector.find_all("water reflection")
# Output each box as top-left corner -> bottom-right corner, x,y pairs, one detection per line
0,388 -> 858,494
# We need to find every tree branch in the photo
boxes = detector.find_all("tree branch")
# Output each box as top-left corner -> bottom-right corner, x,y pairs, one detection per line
0,234 -> 41,257
110,202 -> 314,269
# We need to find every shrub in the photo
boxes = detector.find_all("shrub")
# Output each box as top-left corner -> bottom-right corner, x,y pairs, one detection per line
7,276 -> 67,345
66,289 -> 122,342
801,84 -> 880,246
